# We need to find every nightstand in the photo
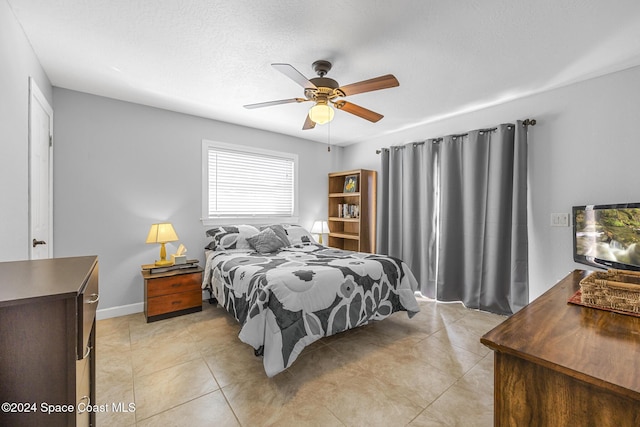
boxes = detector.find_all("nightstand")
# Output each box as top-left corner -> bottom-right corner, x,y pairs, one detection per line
142,266 -> 203,322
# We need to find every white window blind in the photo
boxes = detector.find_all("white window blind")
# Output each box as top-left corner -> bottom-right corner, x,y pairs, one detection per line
203,141 -> 297,220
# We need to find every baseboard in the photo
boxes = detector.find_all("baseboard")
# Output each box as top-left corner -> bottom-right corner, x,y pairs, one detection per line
96,291 -> 211,320
96,302 -> 144,320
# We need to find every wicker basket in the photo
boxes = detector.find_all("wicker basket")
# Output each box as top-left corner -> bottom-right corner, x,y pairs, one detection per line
580,269 -> 640,314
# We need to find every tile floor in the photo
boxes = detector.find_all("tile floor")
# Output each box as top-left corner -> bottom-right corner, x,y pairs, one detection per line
95,298 -> 506,426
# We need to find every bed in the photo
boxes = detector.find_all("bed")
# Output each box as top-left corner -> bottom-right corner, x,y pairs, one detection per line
202,224 -> 420,377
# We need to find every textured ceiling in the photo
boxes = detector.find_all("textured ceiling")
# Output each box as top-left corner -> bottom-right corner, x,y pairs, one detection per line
7,0 -> 640,146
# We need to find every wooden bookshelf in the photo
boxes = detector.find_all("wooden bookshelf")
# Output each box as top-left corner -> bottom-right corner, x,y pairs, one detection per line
327,169 -> 376,253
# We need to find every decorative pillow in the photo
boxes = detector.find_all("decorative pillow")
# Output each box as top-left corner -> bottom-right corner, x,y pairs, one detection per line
247,227 -> 288,253
259,224 -> 291,247
205,225 -> 260,251
281,224 -> 315,245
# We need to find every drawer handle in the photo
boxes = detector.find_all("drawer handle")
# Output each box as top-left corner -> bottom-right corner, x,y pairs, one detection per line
172,300 -> 182,305
87,293 -> 100,304
77,395 -> 90,413
83,345 -> 92,359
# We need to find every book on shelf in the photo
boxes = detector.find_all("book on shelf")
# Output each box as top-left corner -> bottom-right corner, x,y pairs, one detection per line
141,259 -> 199,274
340,203 -> 360,219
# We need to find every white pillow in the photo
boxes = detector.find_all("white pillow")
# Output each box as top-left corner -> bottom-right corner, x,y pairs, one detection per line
205,225 -> 260,250
281,224 -> 316,245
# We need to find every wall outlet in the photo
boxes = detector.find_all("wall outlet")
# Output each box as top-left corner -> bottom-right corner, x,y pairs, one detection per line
550,213 -> 570,227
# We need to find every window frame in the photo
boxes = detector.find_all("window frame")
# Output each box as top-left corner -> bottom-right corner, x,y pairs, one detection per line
201,140 -> 299,226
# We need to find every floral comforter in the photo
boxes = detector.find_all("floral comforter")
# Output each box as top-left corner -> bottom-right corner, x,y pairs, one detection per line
202,243 -> 420,377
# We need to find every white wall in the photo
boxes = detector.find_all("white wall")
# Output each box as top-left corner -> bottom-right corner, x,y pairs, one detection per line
0,0 -> 52,261
53,88 -> 341,311
342,65 -> 640,302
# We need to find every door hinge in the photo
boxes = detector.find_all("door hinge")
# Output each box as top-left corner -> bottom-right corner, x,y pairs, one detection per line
49,135 -> 53,147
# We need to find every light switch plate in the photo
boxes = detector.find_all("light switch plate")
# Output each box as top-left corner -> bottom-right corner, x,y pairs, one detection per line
551,213 -> 570,227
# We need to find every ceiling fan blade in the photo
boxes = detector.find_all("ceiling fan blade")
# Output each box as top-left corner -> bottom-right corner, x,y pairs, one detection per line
302,114 -> 316,130
243,98 -> 308,109
338,74 -> 399,97
272,63 -> 317,90
334,100 -> 384,122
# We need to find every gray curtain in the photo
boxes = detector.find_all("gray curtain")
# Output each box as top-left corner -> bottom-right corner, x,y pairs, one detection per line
379,122 -> 528,315
378,141 -> 439,298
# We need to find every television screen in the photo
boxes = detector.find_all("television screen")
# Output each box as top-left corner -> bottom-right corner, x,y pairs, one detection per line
573,203 -> 640,271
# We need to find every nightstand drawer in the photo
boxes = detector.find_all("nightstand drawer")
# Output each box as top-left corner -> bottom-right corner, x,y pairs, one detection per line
147,290 -> 202,317
146,271 -> 201,298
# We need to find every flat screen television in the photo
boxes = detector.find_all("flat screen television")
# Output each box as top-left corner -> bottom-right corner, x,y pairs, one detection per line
573,202 -> 640,271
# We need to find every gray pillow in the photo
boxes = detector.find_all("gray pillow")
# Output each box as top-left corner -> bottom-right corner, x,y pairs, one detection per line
259,224 -> 291,247
247,227 -> 288,253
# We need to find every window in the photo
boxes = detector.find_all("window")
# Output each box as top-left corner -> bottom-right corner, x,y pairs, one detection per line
202,140 -> 298,224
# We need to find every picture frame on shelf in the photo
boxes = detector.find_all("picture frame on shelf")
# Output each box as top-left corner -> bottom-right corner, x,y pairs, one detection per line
343,174 -> 358,193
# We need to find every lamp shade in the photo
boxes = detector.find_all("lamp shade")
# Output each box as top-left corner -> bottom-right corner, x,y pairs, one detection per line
146,223 -> 179,244
308,104 -> 335,125
311,220 -> 330,234
311,220 -> 330,245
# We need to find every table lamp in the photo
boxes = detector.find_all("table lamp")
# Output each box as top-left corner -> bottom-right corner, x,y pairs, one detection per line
311,220 -> 330,245
146,223 -> 179,266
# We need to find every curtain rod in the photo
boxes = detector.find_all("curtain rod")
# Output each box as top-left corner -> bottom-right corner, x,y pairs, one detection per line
375,118 -> 537,154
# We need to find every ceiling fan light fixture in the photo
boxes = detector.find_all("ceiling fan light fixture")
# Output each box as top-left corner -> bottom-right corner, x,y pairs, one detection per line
245,61 -> 398,129
308,103 -> 335,125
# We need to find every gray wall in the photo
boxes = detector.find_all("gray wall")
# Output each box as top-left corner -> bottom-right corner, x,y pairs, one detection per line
0,0 -> 52,261
4,0 -> 639,309
342,65 -> 640,301
53,88 -> 342,312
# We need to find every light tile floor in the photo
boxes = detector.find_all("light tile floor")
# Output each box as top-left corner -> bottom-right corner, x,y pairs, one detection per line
95,298 -> 505,426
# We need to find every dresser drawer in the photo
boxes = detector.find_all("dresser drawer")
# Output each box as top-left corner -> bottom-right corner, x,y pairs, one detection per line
147,290 -> 202,317
146,271 -> 201,298
76,351 -> 91,427
78,262 -> 99,360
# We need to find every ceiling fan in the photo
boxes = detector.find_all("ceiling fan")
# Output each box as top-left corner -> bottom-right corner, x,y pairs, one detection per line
243,60 -> 399,130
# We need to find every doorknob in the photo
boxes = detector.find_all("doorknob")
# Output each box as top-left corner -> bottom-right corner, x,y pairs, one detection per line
32,239 -> 47,247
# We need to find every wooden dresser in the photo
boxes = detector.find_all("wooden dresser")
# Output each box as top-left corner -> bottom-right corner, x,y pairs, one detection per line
0,256 -> 99,427
481,270 -> 640,426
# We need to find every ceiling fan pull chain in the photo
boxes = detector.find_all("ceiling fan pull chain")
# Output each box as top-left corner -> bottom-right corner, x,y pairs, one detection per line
327,118 -> 331,152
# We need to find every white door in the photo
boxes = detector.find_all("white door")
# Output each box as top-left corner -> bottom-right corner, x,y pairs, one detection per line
29,77 -> 53,260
